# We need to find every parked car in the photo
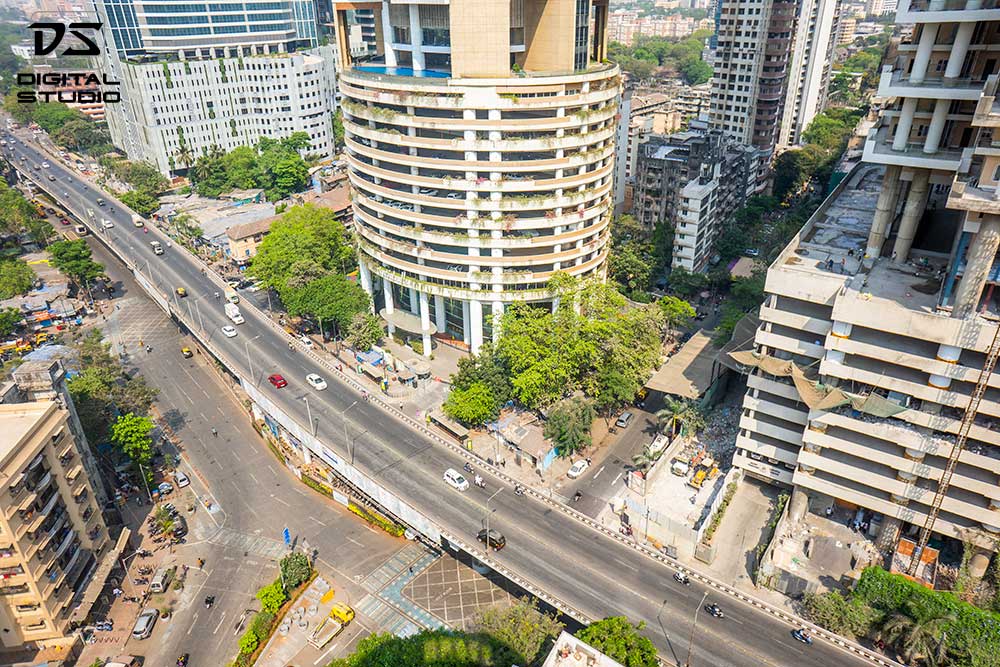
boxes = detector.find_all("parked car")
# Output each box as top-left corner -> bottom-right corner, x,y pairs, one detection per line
173,470 -> 190,488
567,460 -> 589,479
615,411 -> 634,429
157,482 -> 173,495
131,608 -> 158,639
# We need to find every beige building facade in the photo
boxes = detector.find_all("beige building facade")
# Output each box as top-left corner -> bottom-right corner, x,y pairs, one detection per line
332,0 -> 618,355
733,0 -> 1000,579
0,363 -> 113,648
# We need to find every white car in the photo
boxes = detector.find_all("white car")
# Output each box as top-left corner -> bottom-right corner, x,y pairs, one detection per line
306,373 -> 327,391
567,459 -> 590,479
221,325 -> 238,338
173,470 -> 190,488
102,219 -> 114,229
298,335 -> 314,349
443,468 -> 469,491
41,161 -> 49,168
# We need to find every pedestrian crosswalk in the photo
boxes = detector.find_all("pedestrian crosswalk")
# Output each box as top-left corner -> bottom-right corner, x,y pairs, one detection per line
207,528 -> 287,560
356,594 -> 421,637
358,543 -> 445,635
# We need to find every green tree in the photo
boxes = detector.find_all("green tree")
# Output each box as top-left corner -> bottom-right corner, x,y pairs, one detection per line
0,307 -> 21,337
804,592 -> 883,639
104,158 -> 169,195
544,396 -> 595,457
110,413 -> 155,467
248,204 -> 353,291
658,295 -> 695,333
332,110 -> 345,148
280,552 -> 312,589
631,444 -> 660,473
238,628 -> 260,655
328,629 -> 520,667
283,273 -> 371,333
656,397 -> 703,436
0,181 -> 42,235
0,259 -> 34,298
880,606 -> 955,667
53,117 -> 111,155
608,242 -> 654,294
667,268 -> 708,297
256,580 -> 288,614
48,239 -> 104,286
174,145 -> 195,174
472,600 -> 564,667
449,343 -> 511,413
346,311 -> 383,351
680,57 -> 712,84
575,617 -> 658,667
118,190 -> 160,217
443,381 -> 498,426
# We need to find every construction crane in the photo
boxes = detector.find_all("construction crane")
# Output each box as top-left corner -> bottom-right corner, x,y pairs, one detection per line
906,320 -> 1000,576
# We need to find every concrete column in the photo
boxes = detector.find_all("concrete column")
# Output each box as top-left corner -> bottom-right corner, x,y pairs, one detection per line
945,22 -> 975,80
867,165 -> 903,257
408,4 -> 424,71
462,300 -> 471,345
892,170 -> 930,263
910,23 -> 939,84
380,3 -> 398,67
358,261 -> 373,296
492,301 -> 504,344
789,486 -> 810,523
418,291 -> 432,357
952,216 -> 1000,319
382,279 -> 395,335
970,547 -> 992,579
408,288 -> 420,316
923,99 -> 950,154
301,446 -> 312,465
469,300 -> 484,354
892,98 -> 918,151
434,294 -> 446,332
876,516 -> 902,551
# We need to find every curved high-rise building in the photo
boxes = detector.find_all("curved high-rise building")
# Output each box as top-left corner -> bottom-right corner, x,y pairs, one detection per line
332,0 -> 618,355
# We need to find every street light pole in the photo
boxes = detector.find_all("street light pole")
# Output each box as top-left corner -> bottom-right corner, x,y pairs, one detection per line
685,591 -> 709,667
194,300 -> 205,332
303,396 -> 315,436
137,463 -> 154,503
244,340 -> 254,383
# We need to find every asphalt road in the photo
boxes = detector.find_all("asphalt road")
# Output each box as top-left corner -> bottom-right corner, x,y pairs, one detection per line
88,239 -> 403,666
5,130 -> 879,667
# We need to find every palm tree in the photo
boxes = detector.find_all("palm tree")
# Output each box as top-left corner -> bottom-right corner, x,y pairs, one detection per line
631,445 -> 659,473
656,397 -> 705,437
880,608 -> 954,667
174,145 -> 194,175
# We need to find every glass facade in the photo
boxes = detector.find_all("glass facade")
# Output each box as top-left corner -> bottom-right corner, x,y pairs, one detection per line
574,0 -> 591,71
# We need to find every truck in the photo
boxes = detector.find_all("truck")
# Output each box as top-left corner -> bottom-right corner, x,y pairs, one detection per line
225,302 -> 245,325
308,604 -> 353,649
224,287 -> 240,304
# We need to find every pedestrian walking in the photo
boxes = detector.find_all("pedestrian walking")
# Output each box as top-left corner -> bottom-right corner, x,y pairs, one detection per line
409,566 -> 414,575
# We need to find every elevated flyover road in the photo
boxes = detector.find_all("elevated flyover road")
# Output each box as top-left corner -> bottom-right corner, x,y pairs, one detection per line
5,130 -> 890,667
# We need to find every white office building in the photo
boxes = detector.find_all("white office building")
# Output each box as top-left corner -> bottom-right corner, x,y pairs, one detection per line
93,0 -> 338,174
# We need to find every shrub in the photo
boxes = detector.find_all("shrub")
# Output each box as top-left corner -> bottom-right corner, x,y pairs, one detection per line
280,552 -> 312,589
804,591 -> 882,638
256,580 -> 287,614
348,502 -> 405,537
701,481 -> 737,545
238,628 -> 259,655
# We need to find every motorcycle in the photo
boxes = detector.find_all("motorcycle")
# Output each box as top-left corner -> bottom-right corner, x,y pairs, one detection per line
463,462 -> 473,474
573,491 -> 583,503
673,571 -> 690,585
513,484 -> 525,496
474,476 -> 485,489
204,595 -> 215,609
705,603 -> 724,619
177,654 -> 189,667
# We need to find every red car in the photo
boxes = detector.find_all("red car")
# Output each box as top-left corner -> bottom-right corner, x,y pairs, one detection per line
267,374 -> 287,388
59,218 -> 70,225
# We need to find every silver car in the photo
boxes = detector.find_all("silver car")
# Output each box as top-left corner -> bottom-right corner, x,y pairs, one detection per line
131,608 -> 157,639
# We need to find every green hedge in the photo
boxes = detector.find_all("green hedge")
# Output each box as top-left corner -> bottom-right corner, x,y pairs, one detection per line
348,502 -> 405,537
302,474 -> 334,497
327,629 -> 519,667
854,567 -> 1000,667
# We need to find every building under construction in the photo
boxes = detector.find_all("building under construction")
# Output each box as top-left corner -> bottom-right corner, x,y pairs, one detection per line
732,0 -> 1000,583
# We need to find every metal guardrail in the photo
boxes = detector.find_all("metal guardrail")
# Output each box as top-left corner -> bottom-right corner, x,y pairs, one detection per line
12,152 -> 904,667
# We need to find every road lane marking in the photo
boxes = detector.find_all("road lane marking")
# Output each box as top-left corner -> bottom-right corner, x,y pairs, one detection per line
612,472 -> 622,485
271,494 -> 291,507
213,610 -> 228,634
248,472 -> 259,485
315,642 -> 341,665
592,465 -> 605,480
186,611 -> 199,634
308,516 -> 327,527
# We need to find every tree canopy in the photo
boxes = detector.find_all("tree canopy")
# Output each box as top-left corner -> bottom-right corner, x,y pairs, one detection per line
608,33 -> 713,83
0,258 -> 34,299
575,617 -> 659,667
544,396 -> 596,456
192,133 -> 313,201
110,413 -> 155,468
48,239 -> 104,285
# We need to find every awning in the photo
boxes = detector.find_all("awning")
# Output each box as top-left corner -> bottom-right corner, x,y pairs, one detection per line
379,307 -> 437,336
645,331 -> 718,398
68,527 -> 131,623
